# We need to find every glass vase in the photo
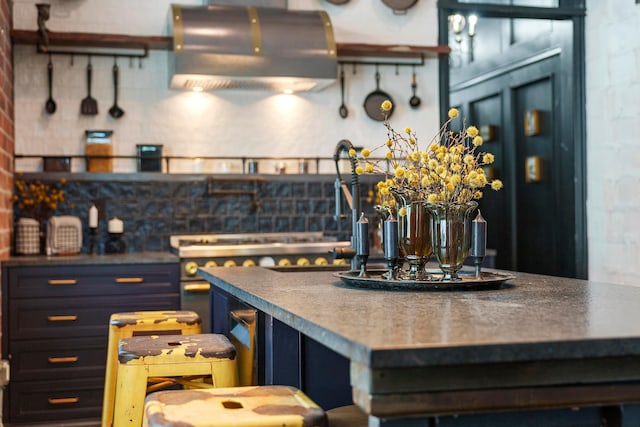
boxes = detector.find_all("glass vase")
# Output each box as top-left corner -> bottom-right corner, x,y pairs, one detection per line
391,189 -> 432,280
426,201 -> 478,280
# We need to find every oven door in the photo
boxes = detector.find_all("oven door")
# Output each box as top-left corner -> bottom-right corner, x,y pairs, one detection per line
180,281 -> 211,333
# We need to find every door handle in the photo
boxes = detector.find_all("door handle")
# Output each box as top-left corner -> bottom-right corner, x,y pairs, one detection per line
48,356 -> 79,364
115,277 -> 144,284
47,315 -> 78,322
183,283 -> 210,293
47,279 -> 78,285
48,397 -> 79,405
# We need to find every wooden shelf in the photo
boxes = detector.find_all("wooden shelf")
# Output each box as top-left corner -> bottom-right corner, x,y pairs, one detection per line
11,30 -> 172,51
12,30 -> 449,59
336,43 -> 450,59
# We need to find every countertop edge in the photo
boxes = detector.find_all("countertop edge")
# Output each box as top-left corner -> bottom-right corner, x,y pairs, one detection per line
1,251 -> 178,267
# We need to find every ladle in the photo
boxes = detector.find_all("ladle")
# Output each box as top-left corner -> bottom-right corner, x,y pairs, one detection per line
409,68 -> 421,109
339,65 -> 348,119
108,62 -> 125,119
45,55 -> 56,114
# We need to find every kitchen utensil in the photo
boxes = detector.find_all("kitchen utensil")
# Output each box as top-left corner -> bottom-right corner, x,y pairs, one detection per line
325,0 -> 350,4
108,63 -> 125,119
409,69 -> 421,109
381,0 -> 419,14
45,55 -> 56,114
338,65 -> 348,119
80,57 -> 98,115
363,69 -> 394,122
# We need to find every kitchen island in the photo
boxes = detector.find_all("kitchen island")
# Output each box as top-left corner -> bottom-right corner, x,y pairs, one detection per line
200,266 -> 640,426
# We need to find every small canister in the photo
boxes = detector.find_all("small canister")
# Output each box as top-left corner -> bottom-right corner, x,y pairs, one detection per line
299,159 -> 309,174
247,159 -> 259,174
15,218 -> 40,255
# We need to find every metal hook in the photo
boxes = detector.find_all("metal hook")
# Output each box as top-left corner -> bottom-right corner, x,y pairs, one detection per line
70,53 -> 74,66
395,64 -> 399,75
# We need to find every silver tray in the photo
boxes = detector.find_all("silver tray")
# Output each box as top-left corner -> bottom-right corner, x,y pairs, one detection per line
334,269 -> 515,291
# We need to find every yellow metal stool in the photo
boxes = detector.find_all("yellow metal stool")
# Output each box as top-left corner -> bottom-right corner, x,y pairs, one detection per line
142,385 -> 327,427
102,310 -> 202,427
113,333 -> 237,427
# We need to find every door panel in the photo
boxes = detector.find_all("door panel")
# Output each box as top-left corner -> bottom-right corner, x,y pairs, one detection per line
514,77 -> 556,274
451,55 -> 575,277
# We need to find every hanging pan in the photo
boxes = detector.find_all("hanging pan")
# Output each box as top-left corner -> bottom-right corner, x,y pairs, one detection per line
363,69 -> 394,122
382,0 -> 419,14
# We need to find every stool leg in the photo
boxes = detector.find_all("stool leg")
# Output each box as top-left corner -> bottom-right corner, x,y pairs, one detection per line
211,358 -> 238,388
113,363 -> 148,427
102,325 -> 125,427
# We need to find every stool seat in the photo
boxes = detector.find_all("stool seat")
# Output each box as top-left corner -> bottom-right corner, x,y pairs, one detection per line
103,310 -> 202,427
114,334 -> 237,427
143,385 -> 327,427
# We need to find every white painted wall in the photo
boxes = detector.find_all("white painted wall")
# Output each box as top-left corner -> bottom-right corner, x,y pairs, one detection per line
12,0 -> 440,174
585,0 -> 640,285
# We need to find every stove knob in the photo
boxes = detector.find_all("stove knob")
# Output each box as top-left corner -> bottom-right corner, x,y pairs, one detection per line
242,259 -> 256,267
205,261 -> 218,268
185,261 -> 199,276
223,260 -> 237,268
296,257 -> 310,266
278,258 -> 291,266
332,258 -> 347,265
314,257 -> 328,265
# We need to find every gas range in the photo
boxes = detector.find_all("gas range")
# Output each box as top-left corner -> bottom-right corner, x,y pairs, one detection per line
171,232 -> 351,275
170,232 -> 351,334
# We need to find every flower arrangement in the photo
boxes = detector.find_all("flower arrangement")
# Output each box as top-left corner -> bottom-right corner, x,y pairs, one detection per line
353,100 -> 503,209
11,176 -> 68,222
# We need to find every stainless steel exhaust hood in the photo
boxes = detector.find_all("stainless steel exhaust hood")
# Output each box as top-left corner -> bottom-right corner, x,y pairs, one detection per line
169,4 -> 338,93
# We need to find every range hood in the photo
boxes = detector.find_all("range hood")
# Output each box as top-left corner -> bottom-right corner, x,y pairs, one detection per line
169,4 -> 338,93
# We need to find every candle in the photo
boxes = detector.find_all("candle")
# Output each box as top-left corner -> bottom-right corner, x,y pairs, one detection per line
89,204 -> 98,229
383,213 -> 399,260
356,212 -> 369,256
470,210 -> 487,257
108,217 -> 124,234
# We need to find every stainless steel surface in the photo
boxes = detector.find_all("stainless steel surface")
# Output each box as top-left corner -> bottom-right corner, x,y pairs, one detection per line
169,5 -> 337,92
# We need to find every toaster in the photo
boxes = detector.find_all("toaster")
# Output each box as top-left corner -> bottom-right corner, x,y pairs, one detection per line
46,216 -> 82,255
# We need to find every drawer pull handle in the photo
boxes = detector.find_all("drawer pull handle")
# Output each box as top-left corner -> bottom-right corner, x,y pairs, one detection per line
48,356 -> 79,364
47,315 -> 78,322
47,279 -> 78,285
48,397 -> 79,405
184,283 -> 210,293
115,277 -> 144,284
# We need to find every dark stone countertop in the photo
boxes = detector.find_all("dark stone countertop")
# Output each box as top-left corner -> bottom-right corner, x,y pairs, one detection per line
1,251 -> 178,267
199,266 -> 640,369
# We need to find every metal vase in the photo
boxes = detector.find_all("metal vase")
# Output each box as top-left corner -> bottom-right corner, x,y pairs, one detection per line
426,201 -> 478,280
391,189 -> 432,280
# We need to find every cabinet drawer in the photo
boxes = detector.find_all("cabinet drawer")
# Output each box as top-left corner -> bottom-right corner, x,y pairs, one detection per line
9,336 -> 106,381
9,264 -> 179,298
10,293 -> 179,340
7,377 -> 103,423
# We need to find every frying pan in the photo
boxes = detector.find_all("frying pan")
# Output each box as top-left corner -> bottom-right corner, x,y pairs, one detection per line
325,0 -> 350,4
363,70 -> 394,122
382,0 -> 419,14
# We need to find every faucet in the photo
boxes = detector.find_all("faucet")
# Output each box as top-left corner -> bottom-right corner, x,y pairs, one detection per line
332,139 -> 361,271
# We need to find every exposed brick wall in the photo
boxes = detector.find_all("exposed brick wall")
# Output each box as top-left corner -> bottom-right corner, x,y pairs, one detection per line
0,0 -> 14,261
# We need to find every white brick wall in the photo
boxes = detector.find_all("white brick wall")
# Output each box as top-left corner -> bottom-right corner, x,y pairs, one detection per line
12,0 -> 440,174
586,0 -> 640,285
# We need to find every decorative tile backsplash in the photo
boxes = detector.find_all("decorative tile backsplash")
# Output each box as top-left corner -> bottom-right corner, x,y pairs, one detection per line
13,175 -> 376,254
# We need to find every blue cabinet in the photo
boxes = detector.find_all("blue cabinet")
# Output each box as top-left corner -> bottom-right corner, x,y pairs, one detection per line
1,260 -> 179,424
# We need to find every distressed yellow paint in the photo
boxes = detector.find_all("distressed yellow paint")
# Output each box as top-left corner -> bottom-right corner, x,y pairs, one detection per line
102,311 -> 202,427
143,386 -> 327,427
